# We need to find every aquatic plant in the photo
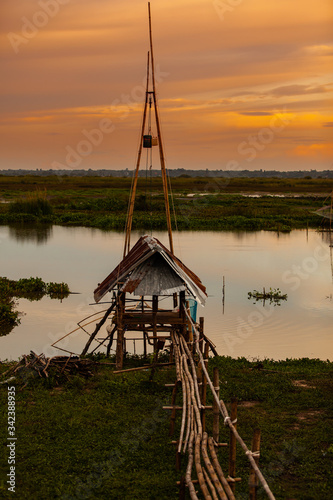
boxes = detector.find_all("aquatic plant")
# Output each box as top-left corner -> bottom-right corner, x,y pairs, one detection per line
248,287 -> 288,305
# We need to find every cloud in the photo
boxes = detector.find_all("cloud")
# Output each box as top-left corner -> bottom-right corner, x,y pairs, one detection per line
323,122 -> 333,127
239,112 -> 273,116
270,84 -> 332,97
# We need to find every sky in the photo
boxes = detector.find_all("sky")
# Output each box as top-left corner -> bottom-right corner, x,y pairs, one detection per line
1,0 -> 332,172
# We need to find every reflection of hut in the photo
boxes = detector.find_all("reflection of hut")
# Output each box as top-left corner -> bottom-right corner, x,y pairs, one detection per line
93,235 -> 206,368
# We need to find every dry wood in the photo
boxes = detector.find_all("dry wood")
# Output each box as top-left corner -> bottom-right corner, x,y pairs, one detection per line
60,354 -> 72,374
208,438 -> 235,500
195,434 -> 212,500
202,432 -> 227,500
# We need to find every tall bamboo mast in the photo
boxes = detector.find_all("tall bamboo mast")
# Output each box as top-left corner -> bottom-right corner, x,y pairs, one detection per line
148,2 -> 174,254
123,52 -> 150,257
123,2 -> 174,257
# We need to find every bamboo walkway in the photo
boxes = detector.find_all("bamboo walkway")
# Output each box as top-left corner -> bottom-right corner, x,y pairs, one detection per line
166,306 -> 276,500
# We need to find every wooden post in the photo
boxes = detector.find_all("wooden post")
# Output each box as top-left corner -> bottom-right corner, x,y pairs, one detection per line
176,442 -> 181,471
199,317 -> 204,353
186,300 -> 193,343
229,398 -> 238,493
142,297 -> 147,359
169,336 -> 174,363
179,291 -> 187,339
169,379 -> 180,436
179,476 -> 186,500
115,293 -> 126,369
249,429 -> 261,500
213,367 -> 220,443
173,292 -> 178,308
152,294 -> 158,351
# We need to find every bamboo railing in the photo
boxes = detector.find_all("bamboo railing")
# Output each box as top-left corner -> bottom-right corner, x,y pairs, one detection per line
166,306 -> 276,500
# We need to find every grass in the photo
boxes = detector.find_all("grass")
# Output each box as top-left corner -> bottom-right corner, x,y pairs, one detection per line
0,355 -> 332,499
0,176 -> 331,232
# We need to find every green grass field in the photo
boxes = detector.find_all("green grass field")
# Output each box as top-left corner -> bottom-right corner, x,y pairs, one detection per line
0,175 -> 332,232
0,356 -> 332,499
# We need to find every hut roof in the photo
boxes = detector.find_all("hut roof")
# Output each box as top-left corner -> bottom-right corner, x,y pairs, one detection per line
94,235 -> 207,305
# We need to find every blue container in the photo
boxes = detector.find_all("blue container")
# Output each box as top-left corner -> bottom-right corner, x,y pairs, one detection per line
187,298 -> 197,323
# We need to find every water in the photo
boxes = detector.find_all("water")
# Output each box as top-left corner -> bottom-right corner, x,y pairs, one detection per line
1,225 -> 332,361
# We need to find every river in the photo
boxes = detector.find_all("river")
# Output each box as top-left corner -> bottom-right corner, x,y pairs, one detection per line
1,225 -> 332,361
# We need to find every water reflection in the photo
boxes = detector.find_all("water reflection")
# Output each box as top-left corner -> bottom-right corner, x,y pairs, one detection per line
8,224 -> 53,245
0,227 -> 332,361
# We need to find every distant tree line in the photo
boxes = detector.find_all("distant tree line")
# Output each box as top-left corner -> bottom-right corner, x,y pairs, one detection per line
0,168 -> 332,178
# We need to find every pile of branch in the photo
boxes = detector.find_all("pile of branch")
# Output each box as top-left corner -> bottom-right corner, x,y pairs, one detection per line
0,351 -> 97,385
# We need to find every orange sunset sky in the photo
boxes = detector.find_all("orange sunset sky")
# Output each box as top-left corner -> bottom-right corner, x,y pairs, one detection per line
1,0 -> 332,172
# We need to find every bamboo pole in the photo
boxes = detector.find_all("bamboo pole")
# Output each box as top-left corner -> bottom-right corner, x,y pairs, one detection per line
202,432 -> 227,500
195,434 -> 212,500
172,332 -> 181,382
185,430 -> 199,500
178,355 -> 187,455
181,347 -> 202,442
113,364 -> 172,375
123,52 -> 150,257
115,294 -> 125,370
213,367 -> 220,444
148,2 -> 174,253
179,335 -> 202,416
199,317 -> 204,353
203,468 -> 219,500
228,399 -> 238,493
201,358 -> 208,433
182,361 -> 192,453
249,429 -> 261,500
208,438 -> 235,500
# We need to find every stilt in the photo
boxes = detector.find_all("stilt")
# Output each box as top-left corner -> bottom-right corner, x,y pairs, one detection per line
249,429 -> 261,500
229,398 -> 238,493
